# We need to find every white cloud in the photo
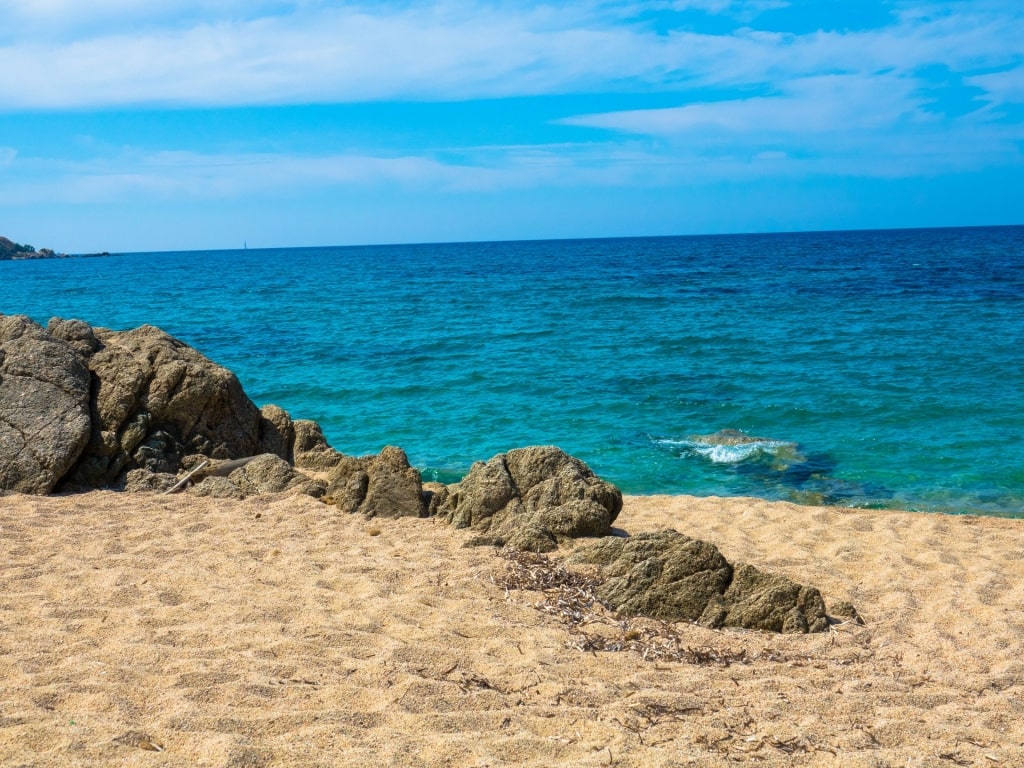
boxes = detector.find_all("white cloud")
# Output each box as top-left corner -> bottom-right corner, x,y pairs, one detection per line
0,1 -> 1019,109
561,73 -> 923,136
558,68 -> 1024,178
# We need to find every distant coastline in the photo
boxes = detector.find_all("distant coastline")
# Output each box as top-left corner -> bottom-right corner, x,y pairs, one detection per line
0,235 -> 111,261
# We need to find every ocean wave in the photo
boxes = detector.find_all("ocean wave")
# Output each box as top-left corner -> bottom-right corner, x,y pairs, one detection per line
653,430 -> 800,465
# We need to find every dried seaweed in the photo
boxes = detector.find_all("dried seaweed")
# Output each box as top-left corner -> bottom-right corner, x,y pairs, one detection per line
493,548 -> 749,666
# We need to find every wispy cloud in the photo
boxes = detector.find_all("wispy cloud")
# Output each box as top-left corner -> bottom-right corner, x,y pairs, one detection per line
0,1 -> 1020,109
0,138 -> 745,205
559,68 -> 1024,178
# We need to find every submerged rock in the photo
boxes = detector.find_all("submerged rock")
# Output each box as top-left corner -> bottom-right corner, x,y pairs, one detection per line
438,446 -> 623,552
568,529 -> 830,634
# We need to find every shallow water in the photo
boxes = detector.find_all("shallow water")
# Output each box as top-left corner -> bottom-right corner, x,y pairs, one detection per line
3,226 -> 1022,515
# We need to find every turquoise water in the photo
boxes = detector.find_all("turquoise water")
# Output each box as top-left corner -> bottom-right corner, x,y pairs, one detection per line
3,226 -> 1023,515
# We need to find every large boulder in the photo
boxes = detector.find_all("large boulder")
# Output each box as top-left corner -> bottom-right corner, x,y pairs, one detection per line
568,530 -> 829,634
439,446 -> 622,552
0,315 -> 92,494
60,323 -> 265,488
323,446 -> 426,518
0,314 -> 336,494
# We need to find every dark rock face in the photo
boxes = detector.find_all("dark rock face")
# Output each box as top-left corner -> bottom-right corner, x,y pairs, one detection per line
439,446 -> 623,552
569,530 -> 829,633
0,315 -> 91,494
323,446 -> 426,518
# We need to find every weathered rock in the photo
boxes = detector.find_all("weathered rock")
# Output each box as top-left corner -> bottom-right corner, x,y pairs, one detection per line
423,481 -> 449,517
1,314 -> 350,495
47,317 -> 101,357
228,453 -> 325,498
256,404 -> 294,463
61,323 -> 263,488
568,529 -> 830,634
439,446 -> 622,552
829,600 -> 865,625
124,468 -> 179,493
292,419 -> 345,470
323,446 -> 426,517
0,314 -> 91,494
188,475 -> 246,499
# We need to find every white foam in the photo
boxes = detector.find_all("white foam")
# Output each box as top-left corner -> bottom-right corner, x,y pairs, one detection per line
653,436 -> 795,464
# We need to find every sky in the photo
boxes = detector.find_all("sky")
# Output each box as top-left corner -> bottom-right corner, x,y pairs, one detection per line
0,0 -> 1022,253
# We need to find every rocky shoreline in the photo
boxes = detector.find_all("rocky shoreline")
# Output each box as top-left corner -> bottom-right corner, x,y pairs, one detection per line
0,313 -> 858,634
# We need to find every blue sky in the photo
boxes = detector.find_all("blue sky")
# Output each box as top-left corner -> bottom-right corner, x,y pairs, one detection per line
1,0 -> 1022,252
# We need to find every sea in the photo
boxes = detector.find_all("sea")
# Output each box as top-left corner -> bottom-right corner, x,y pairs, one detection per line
3,226 -> 1022,516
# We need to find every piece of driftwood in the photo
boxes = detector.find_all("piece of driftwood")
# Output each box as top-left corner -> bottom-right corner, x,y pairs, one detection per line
162,456 -> 262,495
163,460 -> 209,495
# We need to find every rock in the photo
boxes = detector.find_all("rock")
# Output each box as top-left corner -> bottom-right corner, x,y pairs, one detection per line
124,468 -> 179,493
829,600 -> 865,626
257,404 -> 295,463
719,564 -> 828,634
361,445 -> 426,518
46,317 -> 101,357
61,323 -> 263,488
228,453 -> 325,498
569,531 -> 732,622
0,314 -> 349,495
439,446 -> 622,552
0,314 -> 92,494
323,446 -> 426,517
691,428 -> 787,447
292,419 -> 344,470
568,529 -> 830,633
188,475 -> 246,499
422,481 -> 449,517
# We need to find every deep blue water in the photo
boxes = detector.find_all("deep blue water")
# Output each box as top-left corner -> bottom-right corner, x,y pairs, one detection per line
3,226 -> 1023,515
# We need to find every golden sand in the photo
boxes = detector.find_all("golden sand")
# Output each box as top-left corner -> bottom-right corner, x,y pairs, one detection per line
1,491 -> 1023,766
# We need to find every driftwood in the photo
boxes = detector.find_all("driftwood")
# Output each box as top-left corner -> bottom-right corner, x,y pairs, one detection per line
162,456 -> 261,495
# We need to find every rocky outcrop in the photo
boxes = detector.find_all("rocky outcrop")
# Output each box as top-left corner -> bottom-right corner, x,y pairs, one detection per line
0,236 -> 65,260
438,446 -> 623,552
292,419 -> 345,470
323,446 -> 426,518
0,314 -> 335,495
0,315 -> 92,494
568,530 -> 830,634
62,323 -> 264,488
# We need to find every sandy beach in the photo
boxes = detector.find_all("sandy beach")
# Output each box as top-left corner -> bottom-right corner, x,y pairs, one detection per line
2,490 -> 1023,767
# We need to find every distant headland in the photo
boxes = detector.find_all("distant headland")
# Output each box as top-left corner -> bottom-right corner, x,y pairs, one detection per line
0,236 -> 111,260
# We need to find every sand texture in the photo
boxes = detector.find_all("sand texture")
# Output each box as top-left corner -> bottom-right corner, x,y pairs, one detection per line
1,491 -> 1023,767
